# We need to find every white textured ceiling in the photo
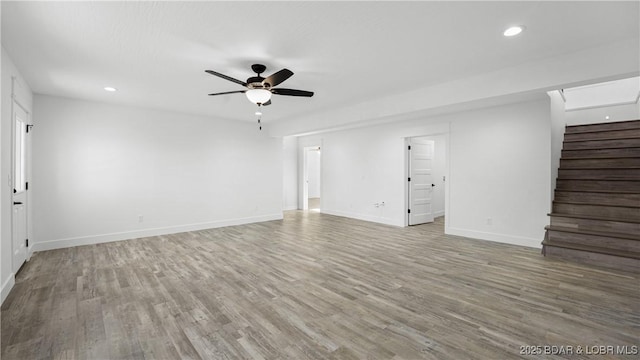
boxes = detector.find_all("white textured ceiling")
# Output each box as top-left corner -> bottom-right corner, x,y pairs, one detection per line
2,1 -> 639,124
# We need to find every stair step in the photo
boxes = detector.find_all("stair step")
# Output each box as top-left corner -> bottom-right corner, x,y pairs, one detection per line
559,157 -> 640,168
562,147 -> 640,159
554,190 -> 640,207
552,202 -> 640,222
542,242 -> 640,273
557,168 -> 640,180
546,224 -> 640,241
549,213 -> 640,234
543,239 -> 640,258
546,227 -> 640,256
565,119 -> 640,134
556,179 -> 640,192
563,137 -> 640,151
564,128 -> 640,142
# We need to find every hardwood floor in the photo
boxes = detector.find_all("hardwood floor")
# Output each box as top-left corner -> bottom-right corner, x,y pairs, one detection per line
2,212 -> 639,359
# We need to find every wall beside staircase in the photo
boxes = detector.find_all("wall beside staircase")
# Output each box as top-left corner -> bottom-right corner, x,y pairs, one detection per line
566,102 -> 640,126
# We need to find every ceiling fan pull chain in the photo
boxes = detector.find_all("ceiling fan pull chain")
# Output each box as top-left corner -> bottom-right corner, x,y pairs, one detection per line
257,104 -> 262,130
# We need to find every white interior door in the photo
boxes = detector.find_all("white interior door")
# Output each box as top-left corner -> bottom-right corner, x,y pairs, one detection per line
12,102 -> 29,272
408,138 -> 434,225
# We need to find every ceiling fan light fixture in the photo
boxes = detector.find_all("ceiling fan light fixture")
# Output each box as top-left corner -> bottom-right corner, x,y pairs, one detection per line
246,89 -> 272,104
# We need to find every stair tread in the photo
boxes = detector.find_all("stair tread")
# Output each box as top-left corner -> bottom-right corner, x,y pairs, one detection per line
555,189 -> 640,195
542,239 -> 640,259
548,212 -> 640,224
565,120 -> 640,133
564,136 -> 640,143
556,177 -> 640,181
564,128 -> 640,135
560,167 -> 640,170
555,189 -> 640,194
560,156 -> 640,160
545,225 -> 640,241
553,200 -> 640,209
562,152 -> 640,159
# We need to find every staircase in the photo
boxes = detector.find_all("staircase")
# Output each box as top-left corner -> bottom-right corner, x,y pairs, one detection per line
543,119 -> 640,272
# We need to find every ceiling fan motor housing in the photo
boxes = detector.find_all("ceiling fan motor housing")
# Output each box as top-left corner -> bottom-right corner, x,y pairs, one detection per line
247,76 -> 267,89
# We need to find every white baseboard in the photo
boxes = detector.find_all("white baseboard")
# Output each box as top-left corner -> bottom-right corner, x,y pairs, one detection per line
1,273 -> 15,305
33,213 -> 284,252
434,210 -> 445,218
446,226 -> 542,249
321,209 -> 402,227
283,205 -> 298,211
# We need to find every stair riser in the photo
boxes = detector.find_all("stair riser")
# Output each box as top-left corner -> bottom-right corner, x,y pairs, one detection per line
564,128 -> 640,142
560,158 -> 640,168
543,245 -> 640,272
558,168 -> 640,180
562,148 -> 640,158
565,120 -> 640,134
546,230 -> 640,253
556,179 -> 640,192
554,191 -> 640,207
553,203 -> 640,221
550,216 -> 640,234
563,138 -> 640,151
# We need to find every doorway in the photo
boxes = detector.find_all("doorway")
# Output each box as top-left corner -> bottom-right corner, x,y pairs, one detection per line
406,135 -> 447,226
12,99 -> 30,273
303,146 -> 321,211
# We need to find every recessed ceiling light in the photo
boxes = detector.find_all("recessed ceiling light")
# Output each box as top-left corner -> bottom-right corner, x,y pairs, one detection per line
605,116 -> 610,120
103,86 -> 117,92
504,25 -> 525,37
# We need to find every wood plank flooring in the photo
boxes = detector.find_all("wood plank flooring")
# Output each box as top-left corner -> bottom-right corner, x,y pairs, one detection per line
2,212 -> 639,359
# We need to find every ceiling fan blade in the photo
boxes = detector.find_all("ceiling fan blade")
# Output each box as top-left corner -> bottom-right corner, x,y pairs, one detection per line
205,70 -> 247,87
208,90 -> 246,96
262,69 -> 293,87
271,88 -> 314,97
262,99 -> 272,106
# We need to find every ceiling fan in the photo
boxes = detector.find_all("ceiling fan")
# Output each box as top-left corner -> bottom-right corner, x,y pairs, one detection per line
205,64 -> 314,107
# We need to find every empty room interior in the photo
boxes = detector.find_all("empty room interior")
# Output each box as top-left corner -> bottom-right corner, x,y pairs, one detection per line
2,1 -> 640,359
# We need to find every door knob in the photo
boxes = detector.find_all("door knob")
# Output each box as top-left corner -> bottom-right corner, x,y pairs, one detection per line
13,202 -> 23,205
431,184 -> 435,187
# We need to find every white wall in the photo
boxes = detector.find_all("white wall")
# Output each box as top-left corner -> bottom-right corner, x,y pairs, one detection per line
549,91 -> 566,203
414,135 -> 446,217
448,100 -> 550,247
307,149 -> 321,199
31,95 -> 283,251
563,76 -> 640,125
298,98 -> 551,248
1,47 -> 34,303
565,102 -> 640,125
564,77 -> 639,110
282,136 -> 298,210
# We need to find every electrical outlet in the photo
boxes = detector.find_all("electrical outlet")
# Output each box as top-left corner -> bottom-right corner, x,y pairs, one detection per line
486,218 -> 492,225
138,215 -> 144,223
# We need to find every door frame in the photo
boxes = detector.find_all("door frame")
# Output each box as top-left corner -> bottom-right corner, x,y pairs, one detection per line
11,79 -> 33,270
302,145 -> 321,210
404,133 -> 450,227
